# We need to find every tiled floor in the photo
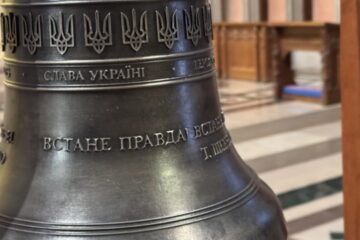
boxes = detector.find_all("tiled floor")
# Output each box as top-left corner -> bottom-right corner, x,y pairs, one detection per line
219,76 -> 324,113
221,80 -> 343,240
219,79 -> 275,112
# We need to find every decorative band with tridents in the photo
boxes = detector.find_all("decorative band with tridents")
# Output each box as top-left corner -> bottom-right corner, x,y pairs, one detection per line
0,0 -> 213,61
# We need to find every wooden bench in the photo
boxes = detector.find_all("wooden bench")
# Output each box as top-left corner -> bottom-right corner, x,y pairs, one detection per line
270,22 -> 340,105
213,22 -> 341,105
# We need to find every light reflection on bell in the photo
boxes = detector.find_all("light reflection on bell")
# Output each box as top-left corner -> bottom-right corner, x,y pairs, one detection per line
0,0 -> 287,239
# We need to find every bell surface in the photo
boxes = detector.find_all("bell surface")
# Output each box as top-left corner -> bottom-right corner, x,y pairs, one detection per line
0,0 -> 287,239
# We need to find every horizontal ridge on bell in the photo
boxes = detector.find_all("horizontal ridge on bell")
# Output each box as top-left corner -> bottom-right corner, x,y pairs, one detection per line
0,177 -> 259,236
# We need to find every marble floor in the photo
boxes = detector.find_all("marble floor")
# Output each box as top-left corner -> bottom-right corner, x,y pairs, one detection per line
221,80 -> 343,240
219,79 -> 275,113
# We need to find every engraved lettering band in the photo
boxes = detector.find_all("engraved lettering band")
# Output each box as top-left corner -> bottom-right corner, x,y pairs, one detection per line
3,70 -> 216,91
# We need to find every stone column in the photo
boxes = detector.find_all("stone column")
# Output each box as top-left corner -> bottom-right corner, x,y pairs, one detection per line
226,0 -> 245,22
245,0 -> 261,22
313,0 -> 338,22
268,0 -> 287,22
210,0 -> 224,22
335,0 -> 341,22
286,0 -> 306,21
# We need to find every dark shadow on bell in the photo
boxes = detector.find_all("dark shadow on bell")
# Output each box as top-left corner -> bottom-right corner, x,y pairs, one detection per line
0,81 -> 43,239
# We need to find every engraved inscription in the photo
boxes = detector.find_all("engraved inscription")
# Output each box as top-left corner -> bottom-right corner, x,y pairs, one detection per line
202,4 -> 213,42
42,114 -> 228,161
156,7 -> 179,49
42,66 -> 146,82
44,70 -> 85,81
192,114 -> 225,139
88,66 -> 145,81
49,13 -> 75,55
119,129 -> 188,151
21,13 -> 42,55
84,10 -> 112,54
1,127 -> 15,144
184,6 -> 201,46
43,137 -> 112,153
121,9 -> 149,52
200,134 -> 232,160
194,56 -> 215,71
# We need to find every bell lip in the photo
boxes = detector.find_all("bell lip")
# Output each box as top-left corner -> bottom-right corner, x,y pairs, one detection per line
0,0 -> 171,6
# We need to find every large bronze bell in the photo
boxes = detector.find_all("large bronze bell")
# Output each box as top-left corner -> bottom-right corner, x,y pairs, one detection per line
0,0 -> 287,239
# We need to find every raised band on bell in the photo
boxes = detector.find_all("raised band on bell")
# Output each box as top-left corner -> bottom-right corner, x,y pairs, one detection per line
0,0 -> 287,239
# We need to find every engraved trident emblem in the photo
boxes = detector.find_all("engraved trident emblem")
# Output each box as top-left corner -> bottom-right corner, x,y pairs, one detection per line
1,13 -> 18,53
203,4 -> 213,42
84,10 -> 112,54
184,6 -> 202,46
156,7 -> 179,49
49,13 -> 75,55
21,13 -> 42,55
0,14 -> 5,51
121,9 -> 149,52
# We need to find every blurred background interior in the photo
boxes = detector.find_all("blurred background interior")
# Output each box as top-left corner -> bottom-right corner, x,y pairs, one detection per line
210,0 -> 342,240
0,0 -> 343,240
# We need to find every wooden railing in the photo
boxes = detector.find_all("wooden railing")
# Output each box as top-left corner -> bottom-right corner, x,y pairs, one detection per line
213,22 -> 272,82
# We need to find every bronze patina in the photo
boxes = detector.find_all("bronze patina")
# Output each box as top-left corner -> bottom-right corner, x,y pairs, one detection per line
0,0 -> 287,239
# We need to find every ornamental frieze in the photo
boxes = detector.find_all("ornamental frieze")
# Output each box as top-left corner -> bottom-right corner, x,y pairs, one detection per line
0,4 -> 213,55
